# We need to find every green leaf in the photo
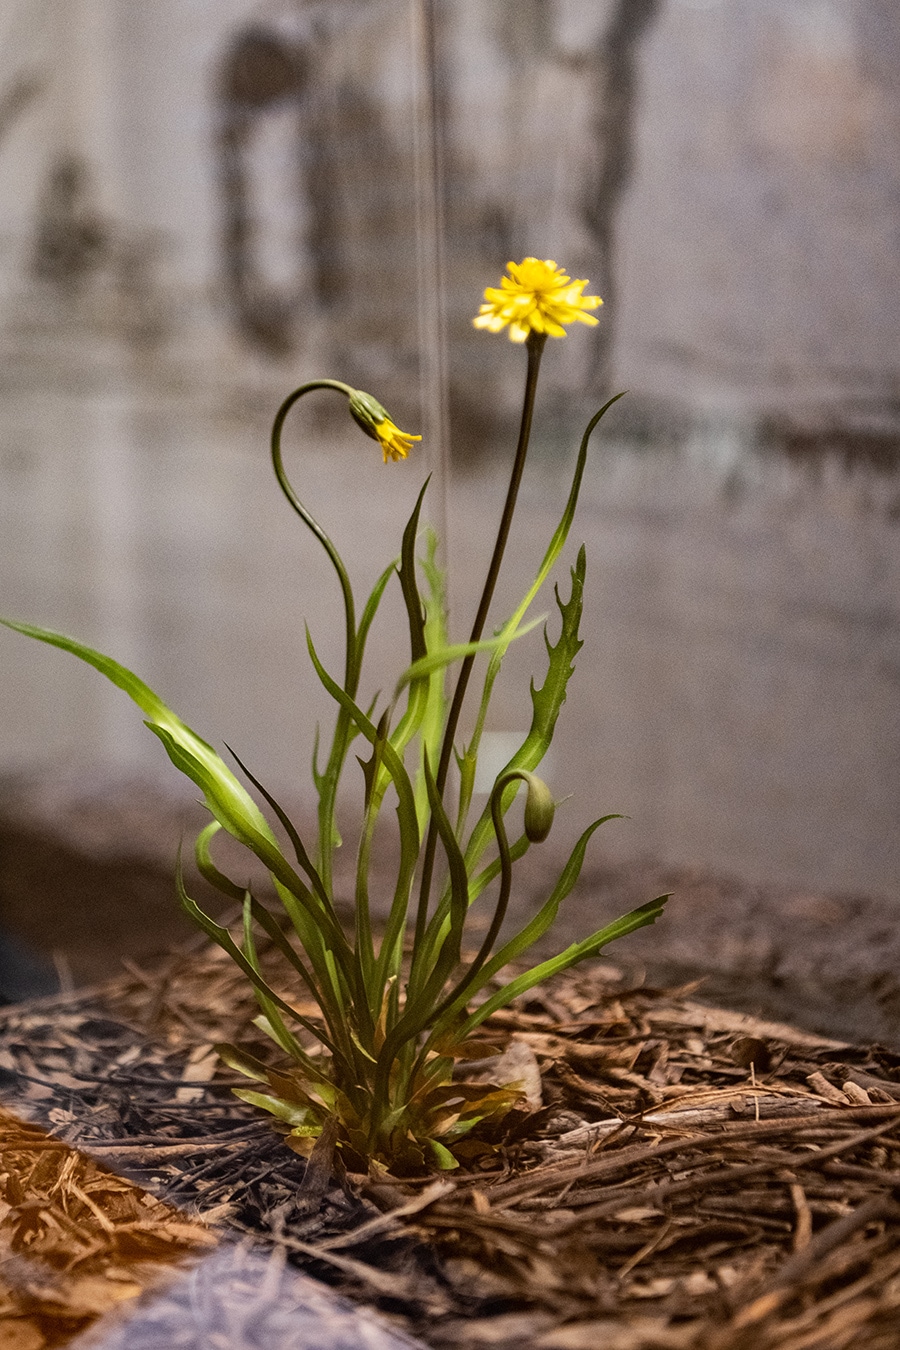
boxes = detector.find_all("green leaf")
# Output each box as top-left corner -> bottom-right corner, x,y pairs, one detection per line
231,1088 -> 319,1128
427,814 -> 622,1043
462,549 -> 587,874
0,619 -> 276,851
375,754 -> 471,1081
456,394 -> 624,838
306,629 -> 419,834
239,891 -> 323,1068
426,1138 -> 460,1170
405,752 -> 470,1002
225,745 -> 332,911
175,861 -> 337,1064
194,821 -> 245,901
0,621 -> 353,974
414,528 -> 450,828
356,556 -> 398,666
397,478 -> 431,664
214,1042 -> 273,1083
306,630 -> 422,1009
457,895 -> 670,1037
394,618 -> 544,697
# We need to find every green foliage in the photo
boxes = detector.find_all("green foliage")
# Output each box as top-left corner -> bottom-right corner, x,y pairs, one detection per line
1,375 -> 668,1175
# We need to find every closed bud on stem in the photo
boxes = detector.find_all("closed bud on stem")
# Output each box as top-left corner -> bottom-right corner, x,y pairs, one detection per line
522,771 -> 555,843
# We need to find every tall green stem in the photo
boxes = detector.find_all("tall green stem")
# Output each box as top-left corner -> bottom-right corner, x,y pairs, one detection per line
413,332 -> 546,946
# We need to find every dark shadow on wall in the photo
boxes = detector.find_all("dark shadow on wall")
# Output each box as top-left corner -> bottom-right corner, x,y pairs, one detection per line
216,25 -> 308,357
580,0 -> 663,391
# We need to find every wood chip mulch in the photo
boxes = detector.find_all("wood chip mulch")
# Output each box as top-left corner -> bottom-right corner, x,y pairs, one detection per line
2,944 -> 900,1350
0,1104 -> 215,1348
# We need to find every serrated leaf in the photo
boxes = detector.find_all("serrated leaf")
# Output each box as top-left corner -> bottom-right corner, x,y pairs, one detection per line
461,549 -> 587,877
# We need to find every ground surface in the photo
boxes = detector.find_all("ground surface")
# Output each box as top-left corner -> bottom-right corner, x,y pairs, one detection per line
2,950 -> 900,1349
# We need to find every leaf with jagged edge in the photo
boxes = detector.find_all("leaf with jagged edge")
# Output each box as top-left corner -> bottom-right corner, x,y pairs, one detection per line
419,551 -> 588,980
456,394 -> 625,835
462,546 -> 586,877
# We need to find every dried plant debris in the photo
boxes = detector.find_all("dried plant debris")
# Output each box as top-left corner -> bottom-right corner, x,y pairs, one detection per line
2,948 -> 900,1349
0,1105 -> 214,1348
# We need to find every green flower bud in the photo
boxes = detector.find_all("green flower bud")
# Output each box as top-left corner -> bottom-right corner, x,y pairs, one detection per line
348,389 -> 388,440
523,772 -> 555,843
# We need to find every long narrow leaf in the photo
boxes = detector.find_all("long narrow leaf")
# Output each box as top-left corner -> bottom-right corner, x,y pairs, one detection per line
455,895 -> 670,1038
240,892 -> 316,1067
428,814 -> 621,1040
379,754 -> 471,1076
397,478 -> 431,664
242,893 -> 349,1058
0,619 -> 273,847
394,618 -> 544,696
306,631 -> 419,829
225,744 -> 332,913
307,630 -> 422,1012
194,821 -> 245,901
0,620 -> 356,979
174,862 -> 333,1070
356,556 -> 398,668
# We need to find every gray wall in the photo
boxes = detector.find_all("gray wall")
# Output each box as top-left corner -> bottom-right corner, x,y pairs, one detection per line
0,0 -> 898,896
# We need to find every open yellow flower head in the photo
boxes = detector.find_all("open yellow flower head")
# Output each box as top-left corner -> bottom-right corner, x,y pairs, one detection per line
473,257 -> 602,343
348,389 -> 421,463
373,416 -> 421,463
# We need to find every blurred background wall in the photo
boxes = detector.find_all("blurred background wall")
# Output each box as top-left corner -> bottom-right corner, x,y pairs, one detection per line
0,0 -> 898,918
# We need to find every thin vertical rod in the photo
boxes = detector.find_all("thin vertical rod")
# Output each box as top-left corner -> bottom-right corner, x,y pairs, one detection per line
410,0 -> 451,578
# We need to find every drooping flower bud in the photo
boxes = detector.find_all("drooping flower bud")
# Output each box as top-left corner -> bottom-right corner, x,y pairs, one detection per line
348,389 -> 388,439
348,388 -> 421,463
522,771 -> 555,843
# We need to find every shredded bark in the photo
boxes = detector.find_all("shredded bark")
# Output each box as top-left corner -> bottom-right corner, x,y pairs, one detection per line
0,1104 -> 215,1347
3,946 -> 900,1349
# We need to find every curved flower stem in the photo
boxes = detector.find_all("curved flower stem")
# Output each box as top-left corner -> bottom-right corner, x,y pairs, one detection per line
270,380 -> 361,889
270,380 -> 359,695
412,332 -> 547,949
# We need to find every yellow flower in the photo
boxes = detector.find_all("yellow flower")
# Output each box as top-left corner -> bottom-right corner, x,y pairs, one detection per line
373,415 -> 421,463
348,389 -> 421,463
473,257 -> 602,343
